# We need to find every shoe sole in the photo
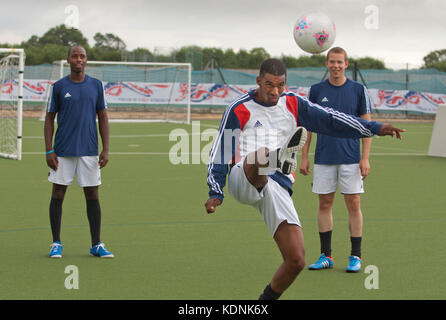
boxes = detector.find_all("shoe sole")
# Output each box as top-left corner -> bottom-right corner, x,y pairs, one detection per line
279,127 -> 307,174
49,255 -> 62,258
89,253 -> 114,258
308,265 -> 333,270
346,268 -> 361,273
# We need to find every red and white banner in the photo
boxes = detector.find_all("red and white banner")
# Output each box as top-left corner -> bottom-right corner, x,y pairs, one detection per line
1,79 -> 444,114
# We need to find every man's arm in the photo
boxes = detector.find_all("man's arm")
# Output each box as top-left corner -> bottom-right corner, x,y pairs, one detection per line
360,113 -> 372,179
44,112 -> 58,171
299,131 -> 312,176
205,104 -> 243,213
98,108 -> 109,168
297,96 -> 405,139
299,86 -> 315,176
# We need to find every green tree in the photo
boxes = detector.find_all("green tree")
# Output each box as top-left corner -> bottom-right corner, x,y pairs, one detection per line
93,32 -> 126,51
222,48 -> 238,69
37,24 -> 88,47
247,47 -> 270,69
281,54 -> 326,68
348,57 -> 386,70
125,47 -> 154,62
202,47 -> 225,69
24,44 -> 68,65
21,35 -> 39,47
236,49 -> 250,69
422,49 -> 446,71
19,24 -> 88,65
175,46 -> 203,69
91,32 -> 126,61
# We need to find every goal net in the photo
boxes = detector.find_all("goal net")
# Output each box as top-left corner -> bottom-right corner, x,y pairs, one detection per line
42,60 -> 191,124
0,48 -> 25,160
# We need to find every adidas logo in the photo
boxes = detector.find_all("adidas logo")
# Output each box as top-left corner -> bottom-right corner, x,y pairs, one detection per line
254,120 -> 263,128
64,92 -> 71,98
321,97 -> 328,102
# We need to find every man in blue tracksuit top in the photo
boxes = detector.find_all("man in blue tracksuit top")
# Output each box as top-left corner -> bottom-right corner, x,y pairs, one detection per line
204,58 -> 404,300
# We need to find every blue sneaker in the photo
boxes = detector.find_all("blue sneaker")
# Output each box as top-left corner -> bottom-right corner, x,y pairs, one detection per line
90,242 -> 114,258
308,253 -> 333,270
49,241 -> 63,258
346,256 -> 361,273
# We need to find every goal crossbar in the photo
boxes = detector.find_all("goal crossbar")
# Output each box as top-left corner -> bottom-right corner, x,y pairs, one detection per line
52,60 -> 192,124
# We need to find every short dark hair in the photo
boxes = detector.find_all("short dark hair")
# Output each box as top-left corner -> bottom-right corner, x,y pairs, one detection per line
259,58 -> 287,77
67,45 -> 86,58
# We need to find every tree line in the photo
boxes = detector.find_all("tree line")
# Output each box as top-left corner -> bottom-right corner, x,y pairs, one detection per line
1,24 -> 445,72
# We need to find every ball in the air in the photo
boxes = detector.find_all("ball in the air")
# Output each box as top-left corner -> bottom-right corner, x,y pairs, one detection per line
293,12 -> 336,54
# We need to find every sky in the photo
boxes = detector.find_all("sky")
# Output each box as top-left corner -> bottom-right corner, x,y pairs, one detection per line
1,0 -> 446,69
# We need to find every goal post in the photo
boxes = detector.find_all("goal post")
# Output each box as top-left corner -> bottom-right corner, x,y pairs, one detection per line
428,104 -> 446,157
0,48 -> 25,160
44,60 -> 192,124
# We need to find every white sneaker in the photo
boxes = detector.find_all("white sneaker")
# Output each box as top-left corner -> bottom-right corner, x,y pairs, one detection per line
276,126 -> 307,175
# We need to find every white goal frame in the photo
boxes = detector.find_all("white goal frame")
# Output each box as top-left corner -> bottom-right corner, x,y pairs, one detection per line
52,60 -> 192,124
428,104 -> 446,157
0,48 -> 25,160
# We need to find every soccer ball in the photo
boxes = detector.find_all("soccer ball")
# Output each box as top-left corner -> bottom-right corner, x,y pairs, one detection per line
293,12 -> 336,54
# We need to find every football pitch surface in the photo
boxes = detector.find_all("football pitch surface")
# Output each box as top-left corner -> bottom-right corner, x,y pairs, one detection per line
0,118 -> 445,300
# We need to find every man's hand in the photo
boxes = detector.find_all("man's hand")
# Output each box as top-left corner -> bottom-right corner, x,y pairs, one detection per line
46,152 -> 58,171
379,124 -> 405,139
359,158 -> 370,180
99,150 -> 109,168
299,158 -> 311,176
205,198 -> 222,214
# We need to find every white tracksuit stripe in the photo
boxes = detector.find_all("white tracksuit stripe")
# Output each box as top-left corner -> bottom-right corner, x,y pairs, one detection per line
302,96 -> 373,137
46,85 -> 53,112
207,93 -> 249,196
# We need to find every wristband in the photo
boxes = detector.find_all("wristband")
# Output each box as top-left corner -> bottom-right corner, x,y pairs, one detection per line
46,150 -> 54,155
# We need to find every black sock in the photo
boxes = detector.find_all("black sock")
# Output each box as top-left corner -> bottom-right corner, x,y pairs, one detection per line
258,283 -> 281,300
350,237 -> 362,258
86,200 -> 101,246
49,198 -> 63,243
319,230 -> 332,257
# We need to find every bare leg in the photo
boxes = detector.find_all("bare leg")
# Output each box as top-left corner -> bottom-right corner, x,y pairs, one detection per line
344,193 -> 362,237
317,193 -> 335,232
270,222 -> 306,293
344,193 -> 363,258
245,149 -> 305,297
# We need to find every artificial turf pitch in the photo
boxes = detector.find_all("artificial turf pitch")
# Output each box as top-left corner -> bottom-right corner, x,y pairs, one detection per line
0,118 -> 445,300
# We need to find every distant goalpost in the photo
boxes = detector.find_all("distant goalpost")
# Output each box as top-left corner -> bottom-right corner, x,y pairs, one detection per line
42,60 -> 192,124
428,104 -> 446,157
0,48 -> 25,160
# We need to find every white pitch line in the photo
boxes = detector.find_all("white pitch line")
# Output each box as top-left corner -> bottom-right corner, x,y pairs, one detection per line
371,145 -> 426,153
23,132 -> 207,139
